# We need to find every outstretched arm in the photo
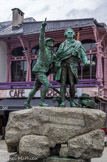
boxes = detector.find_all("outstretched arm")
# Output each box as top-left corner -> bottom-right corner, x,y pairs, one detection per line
80,48 -> 88,66
80,46 -> 91,67
39,18 -> 47,53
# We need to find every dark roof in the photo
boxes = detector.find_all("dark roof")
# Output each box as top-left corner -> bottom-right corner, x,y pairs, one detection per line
0,23 -> 23,38
0,17 -> 106,38
23,18 -> 97,35
0,17 -> 36,38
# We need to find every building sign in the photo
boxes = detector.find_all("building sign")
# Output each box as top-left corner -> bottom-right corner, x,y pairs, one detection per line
9,89 -> 25,98
0,87 -> 98,99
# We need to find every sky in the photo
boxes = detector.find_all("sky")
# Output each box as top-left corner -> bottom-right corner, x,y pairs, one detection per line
0,0 -> 107,24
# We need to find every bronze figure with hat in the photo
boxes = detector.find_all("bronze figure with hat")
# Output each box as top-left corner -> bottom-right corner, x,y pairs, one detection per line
78,93 -> 98,109
24,18 -> 56,108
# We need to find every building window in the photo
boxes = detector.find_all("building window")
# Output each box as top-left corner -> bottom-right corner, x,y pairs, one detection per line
11,47 -> 27,82
12,47 -> 25,56
78,54 -> 97,79
78,39 -> 97,79
82,39 -> 96,50
11,61 -> 27,82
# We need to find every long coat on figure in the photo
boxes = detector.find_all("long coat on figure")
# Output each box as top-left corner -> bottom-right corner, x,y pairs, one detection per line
55,39 -> 88,84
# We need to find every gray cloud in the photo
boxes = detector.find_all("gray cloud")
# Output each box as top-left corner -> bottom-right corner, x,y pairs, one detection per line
66,0 -> 107,24
93,3 -> 107,23
40,5 -> 50,13
0,0 -> 107,25
66,9 -> 81,17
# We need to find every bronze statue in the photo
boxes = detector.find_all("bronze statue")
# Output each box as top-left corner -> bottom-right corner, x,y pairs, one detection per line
55,28 -> 89,107
78,94 -> 98,109
24,19 -> 55,108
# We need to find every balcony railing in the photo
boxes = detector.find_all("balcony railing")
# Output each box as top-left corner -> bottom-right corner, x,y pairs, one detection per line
0,79 -> 101,90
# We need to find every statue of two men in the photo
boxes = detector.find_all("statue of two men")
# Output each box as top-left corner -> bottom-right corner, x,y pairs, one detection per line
25,20 -> 89,108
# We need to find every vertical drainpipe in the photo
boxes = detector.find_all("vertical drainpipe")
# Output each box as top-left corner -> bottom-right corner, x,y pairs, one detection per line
77,31 -> 80,40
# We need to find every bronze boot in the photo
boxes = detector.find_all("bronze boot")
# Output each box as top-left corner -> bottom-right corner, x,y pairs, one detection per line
40,89 -> 49,107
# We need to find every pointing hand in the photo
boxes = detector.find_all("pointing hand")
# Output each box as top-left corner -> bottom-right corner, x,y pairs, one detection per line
42,18 -> 47,27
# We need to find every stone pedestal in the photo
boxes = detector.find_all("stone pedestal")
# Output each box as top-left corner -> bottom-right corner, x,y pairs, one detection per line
6,107 -> 106,161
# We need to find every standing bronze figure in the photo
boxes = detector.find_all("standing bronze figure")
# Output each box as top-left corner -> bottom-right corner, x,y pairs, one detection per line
55,28 -> 89,107
24,19 -> 55,108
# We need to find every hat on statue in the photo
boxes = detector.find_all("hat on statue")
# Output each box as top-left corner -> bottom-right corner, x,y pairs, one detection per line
45,38 -> 55,43
79,93 -> 91,99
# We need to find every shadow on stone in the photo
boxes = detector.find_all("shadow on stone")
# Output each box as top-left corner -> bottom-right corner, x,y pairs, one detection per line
50,144 -> 61,156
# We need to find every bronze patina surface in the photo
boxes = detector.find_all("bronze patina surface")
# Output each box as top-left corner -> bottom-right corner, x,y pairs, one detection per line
55,28 -> 90,107
24,19 -> 55,108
